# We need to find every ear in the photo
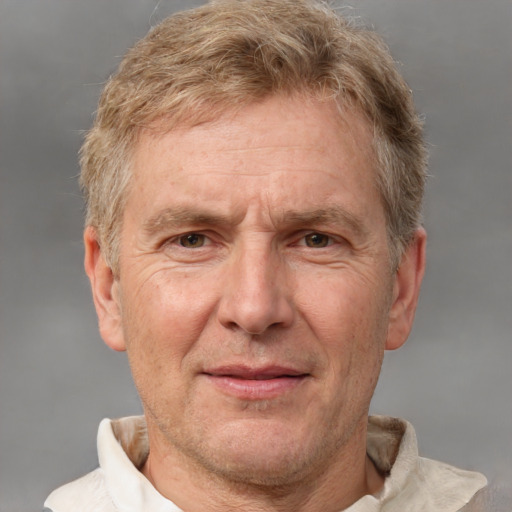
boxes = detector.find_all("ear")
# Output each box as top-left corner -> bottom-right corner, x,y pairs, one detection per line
84,226 -> 126,352
385,227 -> 427,351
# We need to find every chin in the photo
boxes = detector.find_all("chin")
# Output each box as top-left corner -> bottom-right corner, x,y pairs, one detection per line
186,418 -> 338,488
203,448 -> 313,488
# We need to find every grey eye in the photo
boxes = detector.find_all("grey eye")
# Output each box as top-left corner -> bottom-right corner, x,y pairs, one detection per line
179,233 -> 206,248
304,233 -> 330,248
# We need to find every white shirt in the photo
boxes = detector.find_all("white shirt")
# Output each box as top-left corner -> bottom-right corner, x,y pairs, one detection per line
44,415 -> 487,512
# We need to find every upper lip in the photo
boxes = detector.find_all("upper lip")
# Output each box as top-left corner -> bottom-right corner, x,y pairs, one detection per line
203,365 -> 309,380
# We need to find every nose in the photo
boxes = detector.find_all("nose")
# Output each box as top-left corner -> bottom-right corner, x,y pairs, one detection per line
217,241 -> 294,335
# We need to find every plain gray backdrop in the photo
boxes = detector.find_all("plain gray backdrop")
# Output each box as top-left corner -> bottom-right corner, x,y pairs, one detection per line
1,1 -> 511,510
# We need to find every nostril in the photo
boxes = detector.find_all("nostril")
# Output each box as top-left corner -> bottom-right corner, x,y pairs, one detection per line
218,300 -> 294,336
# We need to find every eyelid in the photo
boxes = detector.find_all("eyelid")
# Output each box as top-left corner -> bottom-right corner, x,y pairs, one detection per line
292,230 -> 338,246
162,231 -> 213,248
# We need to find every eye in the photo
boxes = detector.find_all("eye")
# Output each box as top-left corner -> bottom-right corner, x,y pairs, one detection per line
178,233 -> 206,248
304,232 -> 331,248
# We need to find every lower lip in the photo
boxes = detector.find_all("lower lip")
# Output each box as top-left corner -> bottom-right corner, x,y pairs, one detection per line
204,375 -> 307,400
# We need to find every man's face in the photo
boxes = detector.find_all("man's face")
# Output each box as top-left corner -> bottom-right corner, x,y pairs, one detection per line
91,96 -> 418,485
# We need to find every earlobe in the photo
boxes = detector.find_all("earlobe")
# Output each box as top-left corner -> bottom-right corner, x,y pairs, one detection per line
385,228 -> 427,351
84,227 -> 126,352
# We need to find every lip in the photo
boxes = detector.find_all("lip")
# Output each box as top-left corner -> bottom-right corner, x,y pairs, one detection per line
202,365 -> 309,400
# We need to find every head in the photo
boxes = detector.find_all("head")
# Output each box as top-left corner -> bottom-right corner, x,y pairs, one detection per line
81,0 -> 427,277
82,0 -> 427,501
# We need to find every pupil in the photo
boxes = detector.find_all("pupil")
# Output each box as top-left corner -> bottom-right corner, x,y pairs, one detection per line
181,234 -> 202,247
307,233 -> 328,247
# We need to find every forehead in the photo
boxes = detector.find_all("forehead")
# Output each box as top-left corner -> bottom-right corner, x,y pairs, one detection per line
127,96 -> 380,223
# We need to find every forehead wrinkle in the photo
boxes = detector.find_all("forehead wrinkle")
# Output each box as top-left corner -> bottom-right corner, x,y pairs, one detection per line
218,144 -> 318,153
185,168 -> 326,178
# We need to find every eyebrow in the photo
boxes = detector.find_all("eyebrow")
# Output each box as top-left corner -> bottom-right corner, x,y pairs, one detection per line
143,207 -> 234,236
275,206 -> 369,239
143,205 -> 369,239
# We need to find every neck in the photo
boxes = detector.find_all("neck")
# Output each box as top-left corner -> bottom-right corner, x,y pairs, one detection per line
141,420 -> 384,512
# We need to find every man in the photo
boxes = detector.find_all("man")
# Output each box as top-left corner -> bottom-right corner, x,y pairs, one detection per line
45,0 -> 487,510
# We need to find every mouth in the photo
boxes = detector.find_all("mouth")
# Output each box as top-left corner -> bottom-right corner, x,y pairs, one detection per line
202,365 -> 310,400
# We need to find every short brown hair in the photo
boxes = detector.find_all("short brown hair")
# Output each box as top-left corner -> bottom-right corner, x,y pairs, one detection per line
80,0 -> 427,274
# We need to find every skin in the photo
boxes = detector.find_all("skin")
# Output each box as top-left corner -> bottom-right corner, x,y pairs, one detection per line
85,95 -> 426,512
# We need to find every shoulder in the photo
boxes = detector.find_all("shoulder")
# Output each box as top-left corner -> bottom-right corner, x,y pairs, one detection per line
418,456 -> 487,499
44,468 -> 117,512
43,416 -> 150,512
367,416 -> 487,512
380,455 -> 487,511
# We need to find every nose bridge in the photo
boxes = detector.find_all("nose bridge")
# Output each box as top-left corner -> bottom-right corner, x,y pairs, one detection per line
218,234 -> 293,334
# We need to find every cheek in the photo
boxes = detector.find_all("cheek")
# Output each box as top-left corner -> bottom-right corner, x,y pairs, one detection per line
120,270 -> 218,372
296,271 -> 390,370
300,270 -> 389,331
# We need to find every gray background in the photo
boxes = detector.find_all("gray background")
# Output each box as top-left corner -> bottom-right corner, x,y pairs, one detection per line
1,1 -> 511,510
